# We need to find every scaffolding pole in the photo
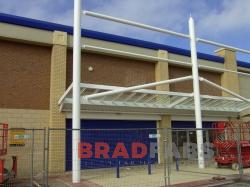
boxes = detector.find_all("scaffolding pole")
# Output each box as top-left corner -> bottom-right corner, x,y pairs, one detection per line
189,16 -> 205,169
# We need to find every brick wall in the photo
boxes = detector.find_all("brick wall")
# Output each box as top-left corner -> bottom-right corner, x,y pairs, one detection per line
66,51 -> 155,87
0,40 -> 51,110
169,65 -> 222,96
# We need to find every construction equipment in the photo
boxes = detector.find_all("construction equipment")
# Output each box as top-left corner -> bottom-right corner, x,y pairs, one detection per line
0,123 -> 17,185
213,121 -> 250,170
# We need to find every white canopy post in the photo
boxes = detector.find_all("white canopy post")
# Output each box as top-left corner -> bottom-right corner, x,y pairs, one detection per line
72,0 -> 82,183
189,16 -> 205,169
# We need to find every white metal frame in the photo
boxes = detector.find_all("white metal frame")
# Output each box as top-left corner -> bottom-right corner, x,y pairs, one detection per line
59,82 -> 249,113
82,45 -> 250,77
71,0 -> 250,182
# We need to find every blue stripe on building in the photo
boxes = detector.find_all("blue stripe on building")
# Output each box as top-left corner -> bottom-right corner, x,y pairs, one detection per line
2,12 -> 250,68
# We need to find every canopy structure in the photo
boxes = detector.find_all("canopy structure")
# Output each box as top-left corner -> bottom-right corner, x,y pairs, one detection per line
71,0 -> 250,182
59,79 -> 250,118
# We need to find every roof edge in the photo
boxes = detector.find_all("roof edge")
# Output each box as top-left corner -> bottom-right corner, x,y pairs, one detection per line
1,12 -> 250,68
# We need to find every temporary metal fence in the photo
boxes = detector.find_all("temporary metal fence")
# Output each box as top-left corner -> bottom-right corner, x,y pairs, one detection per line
1,126 -> 249,186
47,128 -> 165,187
0,128 -> 46,187
45,126 -> 249,187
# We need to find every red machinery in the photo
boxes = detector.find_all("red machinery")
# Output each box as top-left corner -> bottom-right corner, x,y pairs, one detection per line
213,121 -> 250,170
0,123 -> 17,184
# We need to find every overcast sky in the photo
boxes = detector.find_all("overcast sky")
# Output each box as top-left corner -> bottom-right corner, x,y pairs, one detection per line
1,0 -> 250,62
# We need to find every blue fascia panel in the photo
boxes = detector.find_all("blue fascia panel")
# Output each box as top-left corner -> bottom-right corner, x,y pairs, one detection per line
237,60 -> 250,69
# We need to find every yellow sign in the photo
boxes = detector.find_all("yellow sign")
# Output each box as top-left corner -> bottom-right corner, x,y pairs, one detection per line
10,129 -> 26,146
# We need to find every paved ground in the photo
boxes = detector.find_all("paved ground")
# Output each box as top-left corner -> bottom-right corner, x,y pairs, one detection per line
47,164 -> 250,187
14,164 -> 250,186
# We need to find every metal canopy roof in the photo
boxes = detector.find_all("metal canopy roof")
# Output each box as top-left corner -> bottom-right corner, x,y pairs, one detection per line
58,83 -> 250,117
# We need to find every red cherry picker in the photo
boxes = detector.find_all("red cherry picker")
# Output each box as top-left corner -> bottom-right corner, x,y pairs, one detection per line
213,121 -> 250,170
0,123 -> 17,185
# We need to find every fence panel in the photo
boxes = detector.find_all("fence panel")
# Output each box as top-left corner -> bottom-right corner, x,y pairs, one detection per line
0,126 -> 248,186
48,128 -> 167,187
0,128 -> 46,187
45,126 -> 250,187
240,123 -> 250,181
170,127 -> 245,186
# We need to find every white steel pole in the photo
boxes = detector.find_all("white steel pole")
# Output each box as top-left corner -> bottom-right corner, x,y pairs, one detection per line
188,16 -> 205,169
72,0 -> 82,183
83,11 -> 190,39
197,38 -> 250,55
82,45 -> 250,77
85,76 -> 193,100
200,77 -> 250,103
